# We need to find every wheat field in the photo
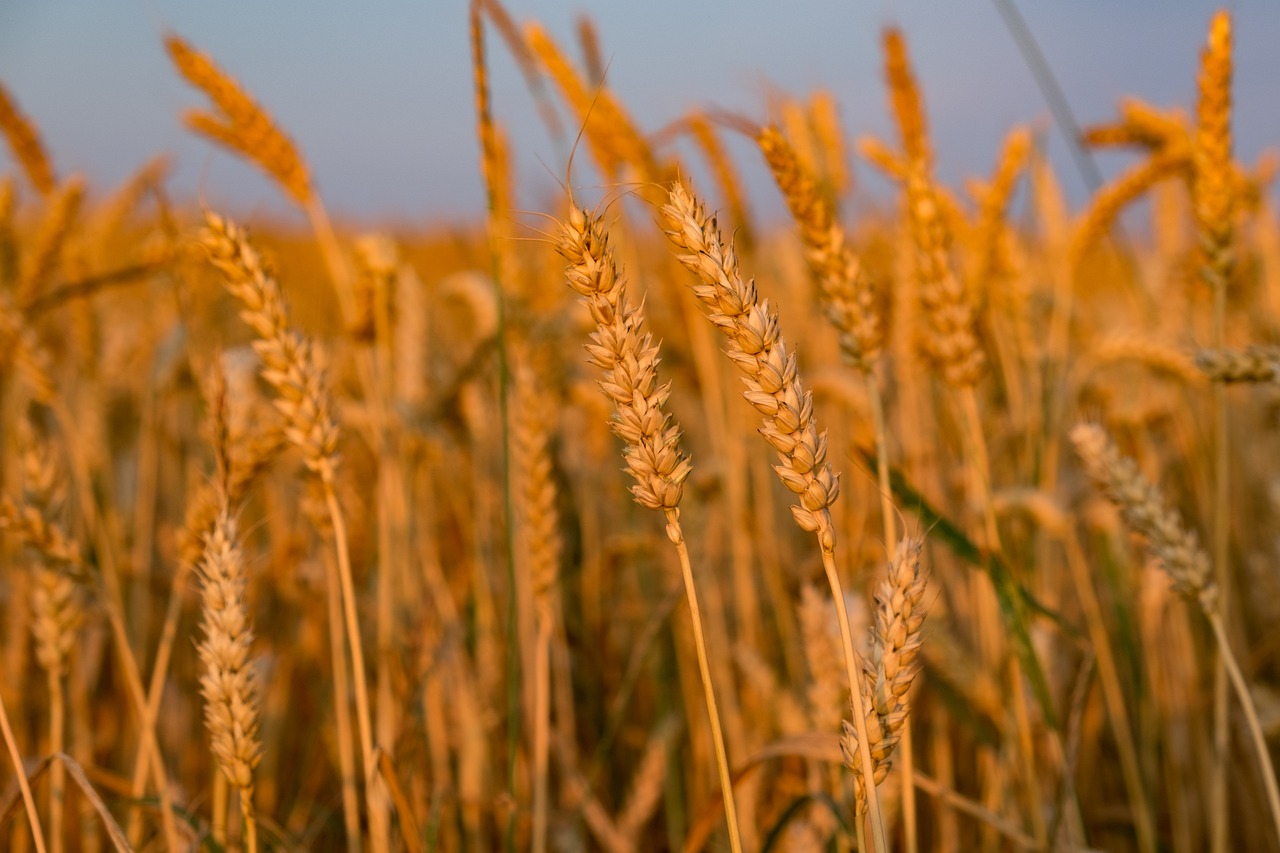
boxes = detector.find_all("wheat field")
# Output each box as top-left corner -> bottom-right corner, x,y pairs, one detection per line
0,4 -> 1277,852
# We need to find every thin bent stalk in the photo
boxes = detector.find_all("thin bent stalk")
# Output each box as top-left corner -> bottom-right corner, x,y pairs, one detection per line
1062,533 -> 1157,853
325,548 -> 364,853
531,616 -> 553,853
0,687 -> 47,853
1207,613 -> 1280,846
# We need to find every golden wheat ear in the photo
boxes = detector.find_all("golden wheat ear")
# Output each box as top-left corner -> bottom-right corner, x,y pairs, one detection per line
0,82 -> 56,196
165,33 -> 313,206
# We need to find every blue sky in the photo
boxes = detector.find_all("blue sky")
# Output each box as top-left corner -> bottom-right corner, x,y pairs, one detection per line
0,2 -> 1275,226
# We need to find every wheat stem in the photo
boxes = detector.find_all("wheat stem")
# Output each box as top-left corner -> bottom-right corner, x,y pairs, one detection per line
1207,612 -> 1280,846
667,511 -> 744,853
0,688 -> 46,853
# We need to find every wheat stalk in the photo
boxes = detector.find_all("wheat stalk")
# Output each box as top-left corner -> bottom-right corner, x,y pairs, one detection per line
557,203 -> 742,853
1192,17 -> 1236,850
660,181 -> 888,850
1071,421 -> 1280,845
199,211 -> 380,852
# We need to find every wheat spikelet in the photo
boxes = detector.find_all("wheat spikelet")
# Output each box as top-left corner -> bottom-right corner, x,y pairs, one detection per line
199,212 -> 339,481
1084,98 -> 1188,152
1195,346 -> 1280,383
858,134 -> 909,183
17,177 -> 84,308
475,0 -> 566,147
1071,423 -> 1216,610
0,82 -> 55,196
759,126 -> 881,368
0,294 -> 55,404
30,567 -> 81,676
661,181 -> 891,840
1124,99 -> 1190,148
1082,122 -> 1158,151
660,182 -> 841,547
0,497 -> 85,573
166,33 -> 312,205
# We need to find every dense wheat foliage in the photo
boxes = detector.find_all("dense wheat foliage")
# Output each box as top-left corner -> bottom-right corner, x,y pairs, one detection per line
2,5 -> 1280,852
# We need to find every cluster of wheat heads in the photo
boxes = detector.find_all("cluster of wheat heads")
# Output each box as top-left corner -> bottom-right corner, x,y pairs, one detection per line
1,5 -> 1280,852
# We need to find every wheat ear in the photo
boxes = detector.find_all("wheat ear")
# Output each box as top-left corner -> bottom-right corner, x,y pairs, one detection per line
842,537 -> 928,796
660,182 -> 887,850
197,503 -> 261,853
165,34 -> 311,205
199,212 -> 378,850
557,204 -> 743,853
758,126 -> 881,369
1071,421 -> 1280,845
512,361 -> 563,853
1195,346 -> 1280,383
0,82 -> 55,196
1193,17 -> 1236,850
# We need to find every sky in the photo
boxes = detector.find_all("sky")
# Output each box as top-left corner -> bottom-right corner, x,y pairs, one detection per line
0,1 -> 1276,228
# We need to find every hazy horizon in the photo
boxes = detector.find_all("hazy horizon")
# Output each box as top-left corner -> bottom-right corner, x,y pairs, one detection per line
2,1 -> 1277,227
